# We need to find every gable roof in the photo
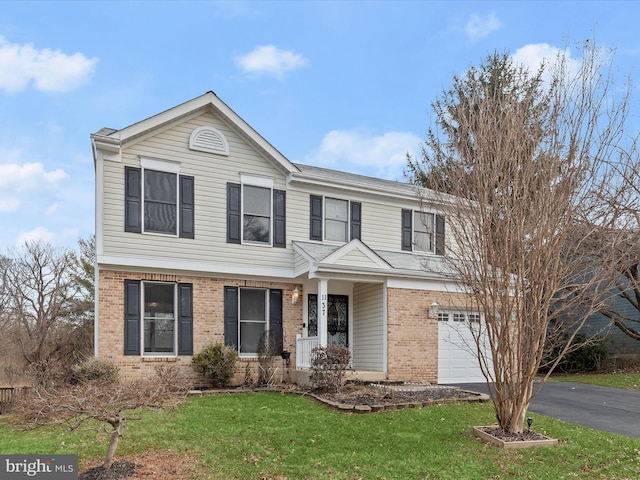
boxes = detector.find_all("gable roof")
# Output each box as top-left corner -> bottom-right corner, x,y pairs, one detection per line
91,91 -> 299,174
293,240 -> 453,281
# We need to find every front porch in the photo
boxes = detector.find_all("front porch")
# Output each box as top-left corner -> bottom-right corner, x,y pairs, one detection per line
292,334 -> 387,386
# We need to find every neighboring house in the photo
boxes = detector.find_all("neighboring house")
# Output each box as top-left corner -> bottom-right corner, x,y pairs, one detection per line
91,92 -> 490,385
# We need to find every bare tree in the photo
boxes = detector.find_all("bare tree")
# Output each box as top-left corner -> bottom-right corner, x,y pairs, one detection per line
11,362 -> 190,469
408,43 -> 635,433
1,241 -> 91,380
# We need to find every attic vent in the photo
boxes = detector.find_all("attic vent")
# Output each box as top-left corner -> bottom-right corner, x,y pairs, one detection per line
189,126 -> 229,156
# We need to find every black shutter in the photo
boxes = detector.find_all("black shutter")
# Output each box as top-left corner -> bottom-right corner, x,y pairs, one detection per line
435,214 -> 445,256
178,283 -> 193,355
227,183 -> 241,244
124,280 -> 141,355
179,175 -> 195,239
224,286 -> 239,349
350,201 -> 361,241
269,289 -> 283,354
310,195 -> 323,241
125,167 -> 142,233
273,189 -> 286,248
401,209 -> 413,251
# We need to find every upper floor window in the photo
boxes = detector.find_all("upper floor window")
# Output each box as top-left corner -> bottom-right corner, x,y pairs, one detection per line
414,211 -> 435,253
144,169 -> 177,235
325,197 -> 349,242
124,158 -> 194,239
310,195 -> 361,243
227,179 -> 286,248
243,185 -> 271,244
401,209 -> 445,255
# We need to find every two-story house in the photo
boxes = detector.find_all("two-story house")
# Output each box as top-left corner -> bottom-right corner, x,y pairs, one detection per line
91,92 -> 489,385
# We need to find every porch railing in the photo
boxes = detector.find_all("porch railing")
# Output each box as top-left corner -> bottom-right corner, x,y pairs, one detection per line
296,335 -> 319,369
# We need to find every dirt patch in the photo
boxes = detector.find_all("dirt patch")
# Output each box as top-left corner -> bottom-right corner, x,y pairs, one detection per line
79,451 -> 199,480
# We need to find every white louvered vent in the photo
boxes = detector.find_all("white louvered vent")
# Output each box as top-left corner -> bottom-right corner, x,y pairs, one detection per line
189,126 -> 229,156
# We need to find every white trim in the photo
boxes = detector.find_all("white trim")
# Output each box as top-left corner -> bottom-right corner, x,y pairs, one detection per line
140,156 -> 180,173
240,174 -> 274,189
97,254 -> 294,279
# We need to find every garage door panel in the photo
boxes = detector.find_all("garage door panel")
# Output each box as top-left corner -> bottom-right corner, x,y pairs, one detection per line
438,319 -> 492,384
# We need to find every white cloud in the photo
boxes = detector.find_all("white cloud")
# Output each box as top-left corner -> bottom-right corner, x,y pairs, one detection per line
0,36 -> 98,94
305,128 -> 421,180
465,13 -> 501,42
511,44 -> 581,82
0,162 -> 67,190
235,45 -> 308,79
0,197 -> 20,212
15,226 -> 55,247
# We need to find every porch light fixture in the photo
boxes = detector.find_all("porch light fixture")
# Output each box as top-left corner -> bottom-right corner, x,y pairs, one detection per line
429,301 -> 439,318
291,287 -> 300,305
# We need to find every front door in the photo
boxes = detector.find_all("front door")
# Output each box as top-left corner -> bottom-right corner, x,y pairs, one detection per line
308,294 -> 349,346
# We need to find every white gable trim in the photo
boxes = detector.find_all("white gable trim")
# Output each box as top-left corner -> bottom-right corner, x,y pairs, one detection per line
321,239 -> 391,269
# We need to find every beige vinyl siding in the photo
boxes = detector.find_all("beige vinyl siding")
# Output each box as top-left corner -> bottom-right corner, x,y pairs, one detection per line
102,111 -> 293,270
339,249 -> 380,268
352,282 -> 384,371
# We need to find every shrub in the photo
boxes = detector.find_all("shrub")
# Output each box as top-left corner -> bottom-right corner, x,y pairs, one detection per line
257,331 -> 279,385
191,343 -> 238,388
310,345 -> 351,391
542,334 -> 608,374
71,358 -> 120,385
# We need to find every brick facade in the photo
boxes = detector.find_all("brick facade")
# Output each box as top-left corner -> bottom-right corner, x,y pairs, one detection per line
97,270 -> 303,385
386,288 -> 473,383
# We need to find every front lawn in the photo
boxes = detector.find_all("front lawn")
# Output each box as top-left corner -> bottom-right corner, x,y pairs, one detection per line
550,372 -> 640,391
2,393 -> 639,479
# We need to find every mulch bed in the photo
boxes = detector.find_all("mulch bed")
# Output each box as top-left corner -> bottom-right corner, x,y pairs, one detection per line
309,382 -> 488,412
478,426 -> 552,442
79,461 -> 136,480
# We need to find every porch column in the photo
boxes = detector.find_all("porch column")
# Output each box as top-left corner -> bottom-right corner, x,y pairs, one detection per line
318,279 -> 328,347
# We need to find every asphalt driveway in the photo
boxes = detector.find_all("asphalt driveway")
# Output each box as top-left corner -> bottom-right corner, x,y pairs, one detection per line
453,381 -> 640,439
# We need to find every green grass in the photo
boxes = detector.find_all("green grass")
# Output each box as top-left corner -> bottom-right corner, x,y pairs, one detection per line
2,393 -> 640,479
550,372 -> 640,390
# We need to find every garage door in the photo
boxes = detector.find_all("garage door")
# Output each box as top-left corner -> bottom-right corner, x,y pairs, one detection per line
438,311 -> 492,384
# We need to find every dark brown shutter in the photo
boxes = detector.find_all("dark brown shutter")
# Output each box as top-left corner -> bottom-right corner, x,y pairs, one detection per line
224,286 -> 239,349
178,283 -> 193,355
179,175 -> 195,239
273,189 -> 286,248
269,290 -> 283,354
227,183 -> 241,244
401,209 -> 412,251
435,215 -> 445,256
124,280 -> 141,355
350,201 -> 361,240
125,167 -> 142,233
310,195 -> 323,241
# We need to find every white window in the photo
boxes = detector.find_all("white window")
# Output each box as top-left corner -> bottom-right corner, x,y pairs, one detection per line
325,197 -> 349,242
143,282 -> 176,354
140,157 -> 181,236
239,289 -> 267,355
414,211 -> 435,253
438,312 -> 450,322
243,185 -> 271,244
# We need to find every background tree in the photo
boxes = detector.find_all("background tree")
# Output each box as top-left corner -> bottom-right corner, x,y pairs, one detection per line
408,43 -> 634,433
0,240 -> 93,383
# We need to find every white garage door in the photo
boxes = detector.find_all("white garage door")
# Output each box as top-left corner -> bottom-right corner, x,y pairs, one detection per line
438,311 -> 492,384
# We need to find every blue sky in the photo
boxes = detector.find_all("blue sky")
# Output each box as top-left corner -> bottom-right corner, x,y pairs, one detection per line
1,1 -> 639,249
